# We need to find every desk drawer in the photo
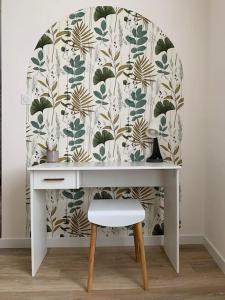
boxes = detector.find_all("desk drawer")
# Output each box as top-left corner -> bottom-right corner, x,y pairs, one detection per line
79,170 -> 164,187
33,171 -> 77,189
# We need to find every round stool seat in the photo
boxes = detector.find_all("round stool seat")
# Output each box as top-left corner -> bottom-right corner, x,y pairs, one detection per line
88,199 -> 145,227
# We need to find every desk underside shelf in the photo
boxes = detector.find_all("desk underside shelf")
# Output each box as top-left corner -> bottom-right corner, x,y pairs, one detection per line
29,162 -> 180,276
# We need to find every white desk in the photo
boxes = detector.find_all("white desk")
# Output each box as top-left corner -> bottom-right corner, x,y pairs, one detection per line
28,161 -> 180,276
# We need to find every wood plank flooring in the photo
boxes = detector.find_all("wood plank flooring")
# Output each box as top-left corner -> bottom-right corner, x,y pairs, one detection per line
0,245 -> 224,299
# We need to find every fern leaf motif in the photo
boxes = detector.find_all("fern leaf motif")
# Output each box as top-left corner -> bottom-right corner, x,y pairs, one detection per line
71,21 -> 94,54
69,208 -> 90,237
69,85 -> 94,117
134,56 -> 155,87
132,118 -> 151,149
131,187 -> 156,209
72,148 -> 91,162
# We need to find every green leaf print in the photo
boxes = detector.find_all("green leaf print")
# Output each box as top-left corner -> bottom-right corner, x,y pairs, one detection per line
125,88 -> 146,121
35,34 -> 53,50
93,130 -> 114,147
126,25 -> 148,58
154,100 -> 175,117
93,67 -> 115,85
30,98 -> 52,115
94,6 -> 116,21
155,37 -> 174,55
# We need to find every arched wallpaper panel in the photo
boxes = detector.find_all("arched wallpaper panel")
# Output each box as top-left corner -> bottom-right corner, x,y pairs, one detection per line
26,7 -> 183,238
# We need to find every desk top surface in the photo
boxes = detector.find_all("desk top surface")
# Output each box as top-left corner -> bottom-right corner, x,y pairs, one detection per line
28,161 -> 181,171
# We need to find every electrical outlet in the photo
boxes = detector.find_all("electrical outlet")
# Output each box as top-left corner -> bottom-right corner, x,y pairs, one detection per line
21,94 -> 32,105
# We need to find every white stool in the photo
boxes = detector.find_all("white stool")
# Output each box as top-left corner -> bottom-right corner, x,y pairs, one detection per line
87,199 -> 148,291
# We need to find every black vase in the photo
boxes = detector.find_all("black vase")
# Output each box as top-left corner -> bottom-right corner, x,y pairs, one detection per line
146,138 -> 163,163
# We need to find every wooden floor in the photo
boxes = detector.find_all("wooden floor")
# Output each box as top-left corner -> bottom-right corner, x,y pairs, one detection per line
0,245 -> 224,299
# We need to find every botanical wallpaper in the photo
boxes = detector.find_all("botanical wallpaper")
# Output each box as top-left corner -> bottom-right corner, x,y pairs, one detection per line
26,7 -> 183,238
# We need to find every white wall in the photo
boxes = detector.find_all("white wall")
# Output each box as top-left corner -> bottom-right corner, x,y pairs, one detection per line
205,0 -> 225,261
2,0 -> 208,239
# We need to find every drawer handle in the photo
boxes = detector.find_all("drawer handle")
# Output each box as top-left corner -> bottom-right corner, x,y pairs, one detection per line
43,178 -> 65,181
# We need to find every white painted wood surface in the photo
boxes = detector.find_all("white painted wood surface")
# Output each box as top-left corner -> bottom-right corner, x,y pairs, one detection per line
79,169 -> 165,188
30,172 -> 47,276
28,161 -> 180,171
29,162 -> 180,276
33,170 -> 77,190
88,199 -> 145,227
164,169 -> 180,273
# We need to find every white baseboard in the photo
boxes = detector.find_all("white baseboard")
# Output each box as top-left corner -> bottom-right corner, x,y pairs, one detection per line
0,234 -> 202,248
180,234 -> 204,244
203,235 -> 225,274
47,235 -> 163,247
1,235 -> 224,275
0,238 -> 31,248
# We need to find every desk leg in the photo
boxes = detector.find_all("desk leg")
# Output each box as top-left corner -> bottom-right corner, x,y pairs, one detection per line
31,189 -> 47,276
164,169 -> 179,273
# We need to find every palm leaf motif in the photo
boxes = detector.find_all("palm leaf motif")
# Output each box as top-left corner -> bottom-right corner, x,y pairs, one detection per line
68,85 -> 94,117
69,208 -> 90,237
72,148 -> 91,162
134,56 -> 155,87
132,118 -> 151,149
131,187 -> 156,209
71,21 -> 94,54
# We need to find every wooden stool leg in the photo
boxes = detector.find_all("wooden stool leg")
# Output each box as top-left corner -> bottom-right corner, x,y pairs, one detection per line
87,223 -> 97,292
135,222 -> 148,290
133,225 -> 140,262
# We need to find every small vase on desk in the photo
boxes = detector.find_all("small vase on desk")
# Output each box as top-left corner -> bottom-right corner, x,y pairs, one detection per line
46,142 -> 59,163
47,150 -> 59,163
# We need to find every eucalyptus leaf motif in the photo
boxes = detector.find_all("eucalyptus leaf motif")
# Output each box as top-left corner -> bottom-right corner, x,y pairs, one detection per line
62,191 -> 73,199
94,20 -> 109,42
126,25 -> 148,58
94,83 -> 108,105
130,150 -> 145,161
69,10 -> 85,25
125,88 -> 146,121
63,118 -> 85,151
155,53 -> 170,75
31,50 -> 46,72
62,188 -> 84,213
63,55 -> 85,88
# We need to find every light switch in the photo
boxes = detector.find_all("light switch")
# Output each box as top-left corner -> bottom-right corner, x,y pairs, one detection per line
21,94 -> 32,105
